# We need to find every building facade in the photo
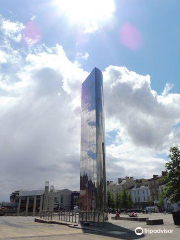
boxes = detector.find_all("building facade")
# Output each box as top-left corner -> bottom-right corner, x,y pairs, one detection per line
130,185 -> 151,208
10,187 -> 76,215
54,189 -> 72,210
107,177 -> 134,196
80,68 -> 107,212
148,171 -> 166,204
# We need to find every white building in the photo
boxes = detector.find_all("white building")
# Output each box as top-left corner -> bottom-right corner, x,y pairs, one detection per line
130,185 -> 151,206
158,184 -> 180,211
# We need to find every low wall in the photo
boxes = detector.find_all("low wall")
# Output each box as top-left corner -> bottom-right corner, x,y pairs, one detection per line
111,217 -> 149,222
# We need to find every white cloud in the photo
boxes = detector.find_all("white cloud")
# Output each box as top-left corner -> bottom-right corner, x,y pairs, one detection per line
104,66 -> 180,151
77,52 -> 89,60
0,47 -> 21,67
0,50 -> 8,63
0,16 -> 24,42
162,83 -> 174,96
0,23 -> 88,200
0,15 -> 180,202
102,65 -> 180,181
0,46 -> 84,201
30,15 -> 37,21
23,35 -> 41,47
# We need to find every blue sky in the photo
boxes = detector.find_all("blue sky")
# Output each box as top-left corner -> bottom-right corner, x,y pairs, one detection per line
1,0 -> 180,93
0,0 -> 180,201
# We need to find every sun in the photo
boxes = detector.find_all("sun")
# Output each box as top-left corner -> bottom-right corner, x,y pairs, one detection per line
52,0 -> 115,33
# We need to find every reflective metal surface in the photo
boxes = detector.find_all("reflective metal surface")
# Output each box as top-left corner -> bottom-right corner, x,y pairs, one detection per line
80,68 -> 107,212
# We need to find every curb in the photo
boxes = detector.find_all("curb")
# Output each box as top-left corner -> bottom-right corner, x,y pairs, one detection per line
34,218 -> 106,233
146,219 -> 164,225
111,216 -> 149,222
34,217 -> 71,226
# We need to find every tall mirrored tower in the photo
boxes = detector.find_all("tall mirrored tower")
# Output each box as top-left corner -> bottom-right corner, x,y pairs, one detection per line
80,68 -> 107,212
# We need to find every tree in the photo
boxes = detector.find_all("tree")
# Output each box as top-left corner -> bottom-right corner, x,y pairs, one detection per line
164,146 -> 180,203
158,192 -> 164,210
115,193 -> 120,209
127,193 -> 133,209
107,190 -> 112,208
107,191 -> 115,209
120,189 -> 128,209
147,199 -> 154,206
111,194 -> 116,209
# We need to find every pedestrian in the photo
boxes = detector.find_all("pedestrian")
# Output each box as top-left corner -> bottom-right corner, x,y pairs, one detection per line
115,211 -> 120,219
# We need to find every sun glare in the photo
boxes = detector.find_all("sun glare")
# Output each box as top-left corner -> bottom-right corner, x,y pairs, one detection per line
53,0 -> 115,33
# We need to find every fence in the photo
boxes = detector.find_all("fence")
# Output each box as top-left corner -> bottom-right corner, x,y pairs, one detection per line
79,211 -> 106,226
40,210 -> 79,223
39,210 -> 106,226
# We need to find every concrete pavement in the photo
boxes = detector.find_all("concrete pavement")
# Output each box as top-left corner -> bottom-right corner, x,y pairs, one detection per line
0,213 -> 179,240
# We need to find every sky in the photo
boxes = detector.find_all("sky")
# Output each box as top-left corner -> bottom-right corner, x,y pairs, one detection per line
0,0 -> 180,202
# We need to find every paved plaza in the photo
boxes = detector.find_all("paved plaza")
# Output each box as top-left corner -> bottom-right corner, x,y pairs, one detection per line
0,214 -> 179,240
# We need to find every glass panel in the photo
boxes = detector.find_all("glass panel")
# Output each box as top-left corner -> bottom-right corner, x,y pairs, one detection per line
95,83 -> 102,100
80,68 -> 106,212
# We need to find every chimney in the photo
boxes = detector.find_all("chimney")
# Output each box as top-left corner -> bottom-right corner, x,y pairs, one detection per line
161,171 -> 167,176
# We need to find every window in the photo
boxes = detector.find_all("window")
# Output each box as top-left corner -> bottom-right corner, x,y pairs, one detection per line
61,196 -> 63,204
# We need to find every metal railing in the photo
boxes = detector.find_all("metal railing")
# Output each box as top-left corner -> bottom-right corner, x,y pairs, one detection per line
40,210 -> 79,223
79,211 -> 106,227
39,210 -> 107,226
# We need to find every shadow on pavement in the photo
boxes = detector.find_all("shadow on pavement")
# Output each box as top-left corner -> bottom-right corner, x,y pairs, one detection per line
81,221 -> 145,239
